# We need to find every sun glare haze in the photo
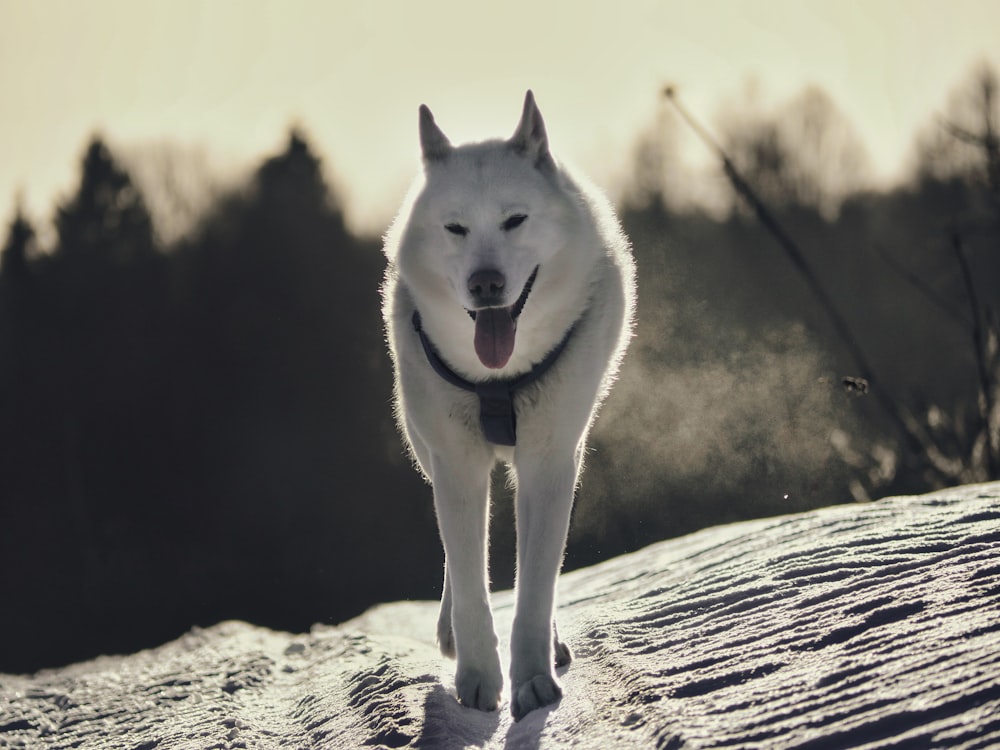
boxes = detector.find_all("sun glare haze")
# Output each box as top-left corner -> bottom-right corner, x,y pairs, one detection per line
1,0 -> 999,234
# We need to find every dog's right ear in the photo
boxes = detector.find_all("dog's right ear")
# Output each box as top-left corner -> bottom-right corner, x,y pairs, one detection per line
419,104 -> 452,163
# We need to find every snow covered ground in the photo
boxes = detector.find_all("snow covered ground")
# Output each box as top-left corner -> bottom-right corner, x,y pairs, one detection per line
2,482 -> 999,749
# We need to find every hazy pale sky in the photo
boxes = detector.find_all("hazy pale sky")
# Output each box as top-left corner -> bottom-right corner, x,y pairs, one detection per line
1,0 -> 998,235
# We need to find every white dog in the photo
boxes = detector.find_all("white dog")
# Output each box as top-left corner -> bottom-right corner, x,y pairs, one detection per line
382,91 -> 635,720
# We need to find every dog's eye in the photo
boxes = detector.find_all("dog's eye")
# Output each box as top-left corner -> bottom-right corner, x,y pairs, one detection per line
502,214 -> 527,231
444,223 -> 469,237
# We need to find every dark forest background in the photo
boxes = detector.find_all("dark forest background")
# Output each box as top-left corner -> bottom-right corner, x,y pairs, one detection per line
2,65 -> 998,673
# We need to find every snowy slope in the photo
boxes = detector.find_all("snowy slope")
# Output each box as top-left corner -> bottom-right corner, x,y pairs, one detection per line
2,483 -> 999,749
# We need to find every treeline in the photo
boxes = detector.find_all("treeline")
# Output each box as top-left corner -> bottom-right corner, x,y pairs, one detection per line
0,133 -> 440,672
1,65 -> 998,672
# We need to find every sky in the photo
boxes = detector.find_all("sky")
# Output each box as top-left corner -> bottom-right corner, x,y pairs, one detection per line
1,0 -> 999,237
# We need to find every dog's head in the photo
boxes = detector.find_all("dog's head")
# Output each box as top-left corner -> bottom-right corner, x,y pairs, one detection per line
397,91 -> 581,369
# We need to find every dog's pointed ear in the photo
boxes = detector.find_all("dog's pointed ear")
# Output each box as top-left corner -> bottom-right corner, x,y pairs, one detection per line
509,90 -> 555,171
419,104 -> 452,163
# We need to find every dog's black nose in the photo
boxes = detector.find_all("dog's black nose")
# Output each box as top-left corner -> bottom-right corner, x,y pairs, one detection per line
468,269 -> 506,306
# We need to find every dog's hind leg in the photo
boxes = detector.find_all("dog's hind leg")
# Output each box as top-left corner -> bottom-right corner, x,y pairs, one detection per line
553,621 -> 572,668
436,564 -> 455,658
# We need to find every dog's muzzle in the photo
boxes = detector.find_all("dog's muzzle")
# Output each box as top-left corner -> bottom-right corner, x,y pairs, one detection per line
466,266 -> 539,370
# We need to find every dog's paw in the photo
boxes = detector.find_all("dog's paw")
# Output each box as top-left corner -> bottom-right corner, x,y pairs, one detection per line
455,662 -> 503,712
511,673 -> 563,721
553,636 -> 572,668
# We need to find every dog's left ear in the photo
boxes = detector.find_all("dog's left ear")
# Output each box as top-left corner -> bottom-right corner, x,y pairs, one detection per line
510,90 -> 555,172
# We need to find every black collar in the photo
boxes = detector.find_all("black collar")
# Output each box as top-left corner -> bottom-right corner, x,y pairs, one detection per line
411,309 -> 575,446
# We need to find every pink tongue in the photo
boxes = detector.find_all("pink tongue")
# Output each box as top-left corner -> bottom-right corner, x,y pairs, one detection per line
474,307 -> 516,369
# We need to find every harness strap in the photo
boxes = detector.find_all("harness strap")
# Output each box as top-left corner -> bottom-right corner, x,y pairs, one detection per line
411,309 -> 575,446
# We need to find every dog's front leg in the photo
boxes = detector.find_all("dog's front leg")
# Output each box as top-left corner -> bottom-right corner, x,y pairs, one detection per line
430,453 -> 503,712
509,454 -> 578,720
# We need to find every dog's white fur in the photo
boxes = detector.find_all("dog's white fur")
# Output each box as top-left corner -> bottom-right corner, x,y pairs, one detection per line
382,91 -> 635,719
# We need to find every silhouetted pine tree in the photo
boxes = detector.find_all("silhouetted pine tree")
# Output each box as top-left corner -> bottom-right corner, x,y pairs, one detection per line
1,206 -> 34,280
55,137 -> 156,264
0,135 -> 178,673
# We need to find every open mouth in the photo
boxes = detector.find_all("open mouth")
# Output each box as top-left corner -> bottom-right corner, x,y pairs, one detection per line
468,266 -> 539,369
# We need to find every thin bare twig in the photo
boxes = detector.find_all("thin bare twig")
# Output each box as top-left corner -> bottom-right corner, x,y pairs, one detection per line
871,243 -> 970,329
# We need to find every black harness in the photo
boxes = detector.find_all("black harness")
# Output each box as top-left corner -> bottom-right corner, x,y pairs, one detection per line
411,309 -> 575,446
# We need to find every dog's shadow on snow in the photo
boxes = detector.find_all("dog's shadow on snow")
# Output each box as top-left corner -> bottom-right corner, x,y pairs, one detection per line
501,702 -> 559,750
415,685 -> 501,748
414,683 -> 556,750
